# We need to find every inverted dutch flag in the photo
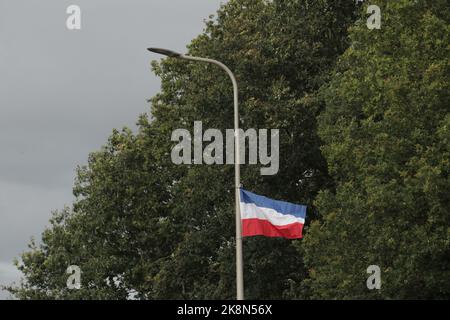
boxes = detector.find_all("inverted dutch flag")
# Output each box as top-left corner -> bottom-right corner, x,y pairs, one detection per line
239,189 -> 306,239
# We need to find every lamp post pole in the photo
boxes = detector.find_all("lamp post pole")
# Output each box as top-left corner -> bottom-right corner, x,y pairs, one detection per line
147,48 -> 244,300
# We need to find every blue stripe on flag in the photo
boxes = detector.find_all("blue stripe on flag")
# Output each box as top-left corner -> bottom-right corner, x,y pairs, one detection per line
239,189 -> 307,219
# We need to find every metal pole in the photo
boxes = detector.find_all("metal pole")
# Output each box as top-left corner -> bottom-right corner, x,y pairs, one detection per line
179,55 -> 244,300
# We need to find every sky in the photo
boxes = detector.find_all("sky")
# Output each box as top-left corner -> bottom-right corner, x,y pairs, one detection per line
0,0 -> 225,299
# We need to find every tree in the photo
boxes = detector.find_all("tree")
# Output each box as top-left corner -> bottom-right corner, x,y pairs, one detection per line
148,0 -> 358,299
303,0 -> 450,299
6,0 -> 359,299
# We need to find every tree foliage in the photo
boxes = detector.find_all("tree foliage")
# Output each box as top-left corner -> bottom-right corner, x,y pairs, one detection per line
303,0 -> 450,299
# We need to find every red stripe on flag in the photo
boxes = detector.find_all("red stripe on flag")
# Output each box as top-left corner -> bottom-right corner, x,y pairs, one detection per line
242,218 -> 304,239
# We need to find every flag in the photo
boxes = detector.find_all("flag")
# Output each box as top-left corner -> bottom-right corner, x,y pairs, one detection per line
239,189 -> 306,239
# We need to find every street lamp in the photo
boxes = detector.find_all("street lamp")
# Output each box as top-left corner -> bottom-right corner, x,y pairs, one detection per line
147,47 -> 244,300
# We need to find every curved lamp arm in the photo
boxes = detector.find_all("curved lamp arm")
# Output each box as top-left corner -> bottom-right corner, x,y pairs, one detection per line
147,48 -> 244,300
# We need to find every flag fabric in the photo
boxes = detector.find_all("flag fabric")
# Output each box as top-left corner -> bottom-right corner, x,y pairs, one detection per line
239,189 -> 306,239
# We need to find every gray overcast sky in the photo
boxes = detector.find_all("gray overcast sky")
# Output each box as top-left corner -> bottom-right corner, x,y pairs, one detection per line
0,0 -> 225,299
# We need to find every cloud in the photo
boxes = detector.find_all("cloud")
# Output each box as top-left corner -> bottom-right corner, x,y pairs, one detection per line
0,262 -> 22,300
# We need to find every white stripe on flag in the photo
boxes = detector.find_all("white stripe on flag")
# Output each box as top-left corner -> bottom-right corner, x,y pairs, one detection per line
240,202 -> 305,226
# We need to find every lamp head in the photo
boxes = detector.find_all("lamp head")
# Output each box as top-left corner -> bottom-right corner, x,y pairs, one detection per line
147,47 -> 182,58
